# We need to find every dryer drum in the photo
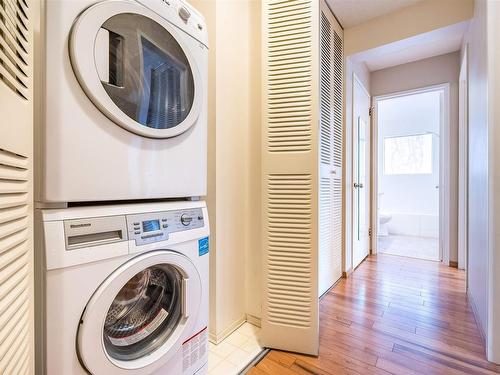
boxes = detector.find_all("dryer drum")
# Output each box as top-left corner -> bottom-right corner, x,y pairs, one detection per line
103,264 -> 183,361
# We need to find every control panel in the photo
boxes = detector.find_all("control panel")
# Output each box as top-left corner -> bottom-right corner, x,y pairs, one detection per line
126,208 -> 204,246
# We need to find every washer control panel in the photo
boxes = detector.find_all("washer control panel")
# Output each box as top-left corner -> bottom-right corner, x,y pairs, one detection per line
126,208 -> 204,246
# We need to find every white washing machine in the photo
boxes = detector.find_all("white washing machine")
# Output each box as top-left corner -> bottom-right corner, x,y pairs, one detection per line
37,0 -> 208,203
35,201 -> 209,374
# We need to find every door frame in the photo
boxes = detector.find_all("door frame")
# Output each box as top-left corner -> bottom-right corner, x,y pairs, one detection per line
371,83 -> 451,265
458,46 -> 469,271
351,73 -> 371,269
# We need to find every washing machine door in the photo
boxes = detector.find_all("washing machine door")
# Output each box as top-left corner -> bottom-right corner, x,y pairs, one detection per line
70,0 -> 203,139
77,250 -> 202,374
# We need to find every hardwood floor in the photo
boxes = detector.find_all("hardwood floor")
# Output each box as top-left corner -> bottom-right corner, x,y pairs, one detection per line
250,254 -> 500,374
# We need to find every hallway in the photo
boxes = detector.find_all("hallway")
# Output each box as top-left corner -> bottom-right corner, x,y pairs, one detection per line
250,255 -> 500,374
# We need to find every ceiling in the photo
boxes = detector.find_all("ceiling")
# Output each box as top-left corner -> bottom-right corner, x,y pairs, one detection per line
351,21 -> 469,71
326,0 -> 424,28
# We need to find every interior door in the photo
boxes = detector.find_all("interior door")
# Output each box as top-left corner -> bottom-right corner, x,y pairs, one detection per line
319,0 -> 343,296
352,76 -> 371,269
260,0 -> 321,355
0,0 -> 35,373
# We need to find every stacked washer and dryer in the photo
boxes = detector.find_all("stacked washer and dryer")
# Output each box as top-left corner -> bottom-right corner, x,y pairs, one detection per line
35,1 -> 209,374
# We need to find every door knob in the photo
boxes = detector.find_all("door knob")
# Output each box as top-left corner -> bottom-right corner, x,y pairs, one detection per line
354,182 -> 364,189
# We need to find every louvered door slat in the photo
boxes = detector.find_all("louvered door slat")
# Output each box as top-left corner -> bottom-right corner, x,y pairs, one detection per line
262,0 -> 319,355
318,0 -> 343,296
0,0 -> 31,100
331,21 -> 343,285
0,0 -> 33,372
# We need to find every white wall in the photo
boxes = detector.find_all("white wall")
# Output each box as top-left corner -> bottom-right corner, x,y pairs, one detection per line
344,0 -> 473,56
488,0 -> 500,362
377,92 -> 440,238
344,57 -> 370,273
462,0 -> 489,349
189,0 -> 261,340
371,52 -> 460,262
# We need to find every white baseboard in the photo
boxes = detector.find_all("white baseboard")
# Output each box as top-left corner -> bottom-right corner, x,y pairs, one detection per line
209,315 -> 246,344
467,289 -> 487,348
209,314 -> 262,344
245,314 -> 261,328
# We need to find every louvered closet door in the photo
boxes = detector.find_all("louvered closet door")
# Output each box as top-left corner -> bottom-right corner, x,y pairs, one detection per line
0,0 -> 34,374
319,0 -> 343,297
261,0 -> 320,355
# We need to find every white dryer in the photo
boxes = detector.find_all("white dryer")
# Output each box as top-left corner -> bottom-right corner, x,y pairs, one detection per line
35,201 -> 209,374
37,0 -> 208,203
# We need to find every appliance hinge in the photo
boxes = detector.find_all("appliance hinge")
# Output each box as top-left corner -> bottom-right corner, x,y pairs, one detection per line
368,227 -> 372,237
369,106 -> 375,117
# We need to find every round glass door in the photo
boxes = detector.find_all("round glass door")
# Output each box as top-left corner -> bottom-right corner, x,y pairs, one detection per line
77,250 -> 202,374
103,264 -> 183,361
97,14 -> 195,130
70,1 -> 203,138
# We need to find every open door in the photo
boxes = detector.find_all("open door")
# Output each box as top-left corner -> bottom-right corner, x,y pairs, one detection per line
352,76 -> 371,269
261,0 -> 343,355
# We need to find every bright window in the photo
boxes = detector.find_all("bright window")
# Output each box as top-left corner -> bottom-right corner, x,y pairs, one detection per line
384,134 -> 433,175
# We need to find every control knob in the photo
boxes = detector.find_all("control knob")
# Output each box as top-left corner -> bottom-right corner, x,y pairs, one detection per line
180,214 -> 192,226
179,6 -> 191,22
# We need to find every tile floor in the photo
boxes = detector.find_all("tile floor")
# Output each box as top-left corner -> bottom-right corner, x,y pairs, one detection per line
208,322 -> 263,375
378,234 -> 439,261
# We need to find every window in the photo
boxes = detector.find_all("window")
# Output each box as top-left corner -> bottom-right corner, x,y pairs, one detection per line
384,134 -> 433,175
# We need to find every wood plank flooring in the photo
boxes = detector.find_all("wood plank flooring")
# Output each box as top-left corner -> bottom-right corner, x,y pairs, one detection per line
250,254 -> 500,374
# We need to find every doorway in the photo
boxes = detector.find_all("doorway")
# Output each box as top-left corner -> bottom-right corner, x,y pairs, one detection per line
352,75 -> 371,269
373,86 -> 448,261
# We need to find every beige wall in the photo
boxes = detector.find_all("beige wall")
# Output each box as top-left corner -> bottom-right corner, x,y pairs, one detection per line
190,0 -> 262,340
370,52 -> 461,264
189,0 -> 218,336
244,0 -> 262,321
344,0 -> 474,56
344,58 -> 370,273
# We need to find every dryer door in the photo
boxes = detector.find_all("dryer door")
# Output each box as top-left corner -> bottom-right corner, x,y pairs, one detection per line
70,0 -> 203,139
78,250 -> 202,374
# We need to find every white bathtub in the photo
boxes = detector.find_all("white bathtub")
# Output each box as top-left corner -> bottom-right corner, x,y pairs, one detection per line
386,213 -> 439,238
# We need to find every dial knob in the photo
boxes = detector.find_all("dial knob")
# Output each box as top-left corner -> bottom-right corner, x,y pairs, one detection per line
179,6 -> 191,22
180,214 -> 192,226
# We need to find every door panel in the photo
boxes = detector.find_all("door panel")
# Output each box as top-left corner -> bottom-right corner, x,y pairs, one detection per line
353,77 -> 371,269
261,0 -> 320,355
261,0 -> 343,355
319,0 -> 343,296
0,0 -> 34,373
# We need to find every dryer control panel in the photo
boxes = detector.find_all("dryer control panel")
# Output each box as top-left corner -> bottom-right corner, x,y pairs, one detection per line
126,208 -> 204,246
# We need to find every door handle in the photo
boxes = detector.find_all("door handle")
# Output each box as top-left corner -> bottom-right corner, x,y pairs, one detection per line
354,183 -> 364,189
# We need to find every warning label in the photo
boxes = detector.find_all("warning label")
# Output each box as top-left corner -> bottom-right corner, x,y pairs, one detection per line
182,327 -> 208,371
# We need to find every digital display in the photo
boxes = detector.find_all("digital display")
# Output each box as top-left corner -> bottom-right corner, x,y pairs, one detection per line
142,220 -> 160,232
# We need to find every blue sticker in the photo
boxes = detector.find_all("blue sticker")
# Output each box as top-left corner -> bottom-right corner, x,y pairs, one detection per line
198,237 -> 209,256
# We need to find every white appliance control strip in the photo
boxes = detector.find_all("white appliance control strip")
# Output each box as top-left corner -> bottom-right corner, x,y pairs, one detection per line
126,208 -> 204,246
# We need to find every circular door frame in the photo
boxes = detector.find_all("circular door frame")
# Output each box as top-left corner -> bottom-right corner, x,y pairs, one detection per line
78,250 -> 202,374
69,0 -> 203,139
